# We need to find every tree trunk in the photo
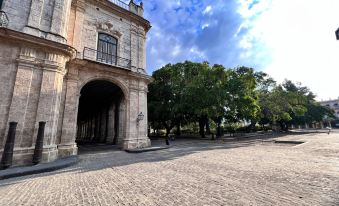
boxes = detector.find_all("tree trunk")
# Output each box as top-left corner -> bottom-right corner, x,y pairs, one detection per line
199,118 -> 205,138
216,117 -> 222,138
165,127 -> 171,137
176,121 -> 181,136
205,117 -> 211,135
147,125 -> 150,137
249,121 -> 256,132
279,121 -> 288,131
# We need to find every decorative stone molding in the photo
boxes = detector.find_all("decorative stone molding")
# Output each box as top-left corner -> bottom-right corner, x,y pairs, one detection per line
43,52 -> 66,70
78,75 -> 130,99
0,28 -> 77,60
72,0 -> 86,11
45,52 -> 61,63
16,48 -> 69,73
19,47 -> 37,60
95,21 -> 123,38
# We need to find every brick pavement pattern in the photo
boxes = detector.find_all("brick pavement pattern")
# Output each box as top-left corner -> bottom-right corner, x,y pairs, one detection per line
0,132 -> 339,206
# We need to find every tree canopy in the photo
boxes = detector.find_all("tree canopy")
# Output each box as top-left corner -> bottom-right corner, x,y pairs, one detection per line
148,61 -> 335,137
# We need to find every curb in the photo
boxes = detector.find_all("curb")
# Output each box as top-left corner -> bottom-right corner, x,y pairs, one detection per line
274,140 -> 304,144
125,146 -> 171,153
0,156 -> 78,180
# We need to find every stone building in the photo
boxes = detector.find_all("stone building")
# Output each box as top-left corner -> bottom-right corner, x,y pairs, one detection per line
0,0 -> 151,166
319,98 -> 339,127
319,98 -> 339,118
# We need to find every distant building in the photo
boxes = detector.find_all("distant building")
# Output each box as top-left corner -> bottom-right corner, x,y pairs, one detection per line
319,98 -> 339,118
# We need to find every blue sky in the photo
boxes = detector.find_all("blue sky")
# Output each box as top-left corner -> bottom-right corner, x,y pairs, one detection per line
141,0 -> 269,71
130,0 -> 339,100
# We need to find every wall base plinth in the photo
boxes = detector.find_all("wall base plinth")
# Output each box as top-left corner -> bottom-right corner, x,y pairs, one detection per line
58,143 -> 78,158
123,137 -> 151,150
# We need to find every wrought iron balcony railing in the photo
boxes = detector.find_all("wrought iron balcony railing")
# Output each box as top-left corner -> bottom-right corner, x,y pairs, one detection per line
108,0 -> 129,10
0,11 -> 9,28
83,47 -> 131,70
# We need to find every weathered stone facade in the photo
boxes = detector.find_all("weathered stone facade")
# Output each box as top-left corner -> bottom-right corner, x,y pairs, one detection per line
0,0 -> 151,166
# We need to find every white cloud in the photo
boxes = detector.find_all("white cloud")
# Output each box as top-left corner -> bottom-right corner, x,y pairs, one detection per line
203,5 -> 212,15
201,23 -> 209,30
189,47 -> 206,59
239,35 -> 253,49
240,0 -> 339,101
171,45 -> 181,57
237,0 -> 271,18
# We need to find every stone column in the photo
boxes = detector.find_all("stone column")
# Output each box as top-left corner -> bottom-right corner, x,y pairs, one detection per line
48,0 -> 72,43
106,103 -> 115,144
58,68 -> 79,158
24,0 -> 45,36
130,24 -> 138,73
138,83 -> 149,142
5,51 -> 36,148
123,80 -> 150,149
123,86 -> 137,149
33,55 -> 65,162
117,100 -> 126,146
99,108 -> 107,143
71,0 -> 85,52
2,48 -> 41,165
137,29 -> 146,70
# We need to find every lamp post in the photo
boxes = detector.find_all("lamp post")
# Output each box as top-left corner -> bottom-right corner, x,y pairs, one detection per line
335,27 -> 339,40
0,10 -> 9,28
136,112 -> 144,125
136,112 -> 144,148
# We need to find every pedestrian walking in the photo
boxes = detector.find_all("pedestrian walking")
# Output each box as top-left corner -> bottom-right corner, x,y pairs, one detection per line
326,127 -> 332,135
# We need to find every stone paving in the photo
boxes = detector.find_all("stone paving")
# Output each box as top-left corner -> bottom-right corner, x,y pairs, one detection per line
0,132 -> 339,206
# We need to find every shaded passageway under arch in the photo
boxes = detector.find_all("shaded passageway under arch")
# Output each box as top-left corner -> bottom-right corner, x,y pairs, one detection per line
76,80 -> 124,146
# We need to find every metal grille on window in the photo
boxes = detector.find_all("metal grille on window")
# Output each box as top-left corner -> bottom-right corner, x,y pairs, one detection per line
97,33 -> 117,65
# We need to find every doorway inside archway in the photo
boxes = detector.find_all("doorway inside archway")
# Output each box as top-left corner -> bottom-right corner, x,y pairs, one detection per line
76,80 -> 124,146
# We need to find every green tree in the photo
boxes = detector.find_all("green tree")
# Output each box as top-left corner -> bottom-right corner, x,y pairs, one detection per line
224,67 -> 260,130
148,64 -> 179,136
258,80 -> 333,131
149,61 -> 331,137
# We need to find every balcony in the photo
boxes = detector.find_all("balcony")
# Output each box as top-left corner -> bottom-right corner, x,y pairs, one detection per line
109,0 -> 129,10
108,0 -> 144,16
83,47 -> 131,70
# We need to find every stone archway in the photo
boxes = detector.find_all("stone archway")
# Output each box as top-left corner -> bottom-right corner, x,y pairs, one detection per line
76,80 -> 126,146
58,67 -> 151,157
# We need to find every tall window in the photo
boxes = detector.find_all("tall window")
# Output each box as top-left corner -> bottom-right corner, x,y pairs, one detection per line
97,33 -> 117,65
0,0 -> 3,9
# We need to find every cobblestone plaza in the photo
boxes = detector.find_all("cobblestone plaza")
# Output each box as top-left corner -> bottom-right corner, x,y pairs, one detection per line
1,132 -> 338,206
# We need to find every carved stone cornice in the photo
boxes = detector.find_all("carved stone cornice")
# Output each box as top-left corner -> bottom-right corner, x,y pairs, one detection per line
0,27 -> 77,60
68,58 -> 131,77
128,71 -> 153,84
72,0 -> 86,12
88,0 -> 151,32
15,46 -> 69,73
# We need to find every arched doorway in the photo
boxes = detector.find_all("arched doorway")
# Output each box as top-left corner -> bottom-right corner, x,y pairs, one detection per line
76,80 -> 124,146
